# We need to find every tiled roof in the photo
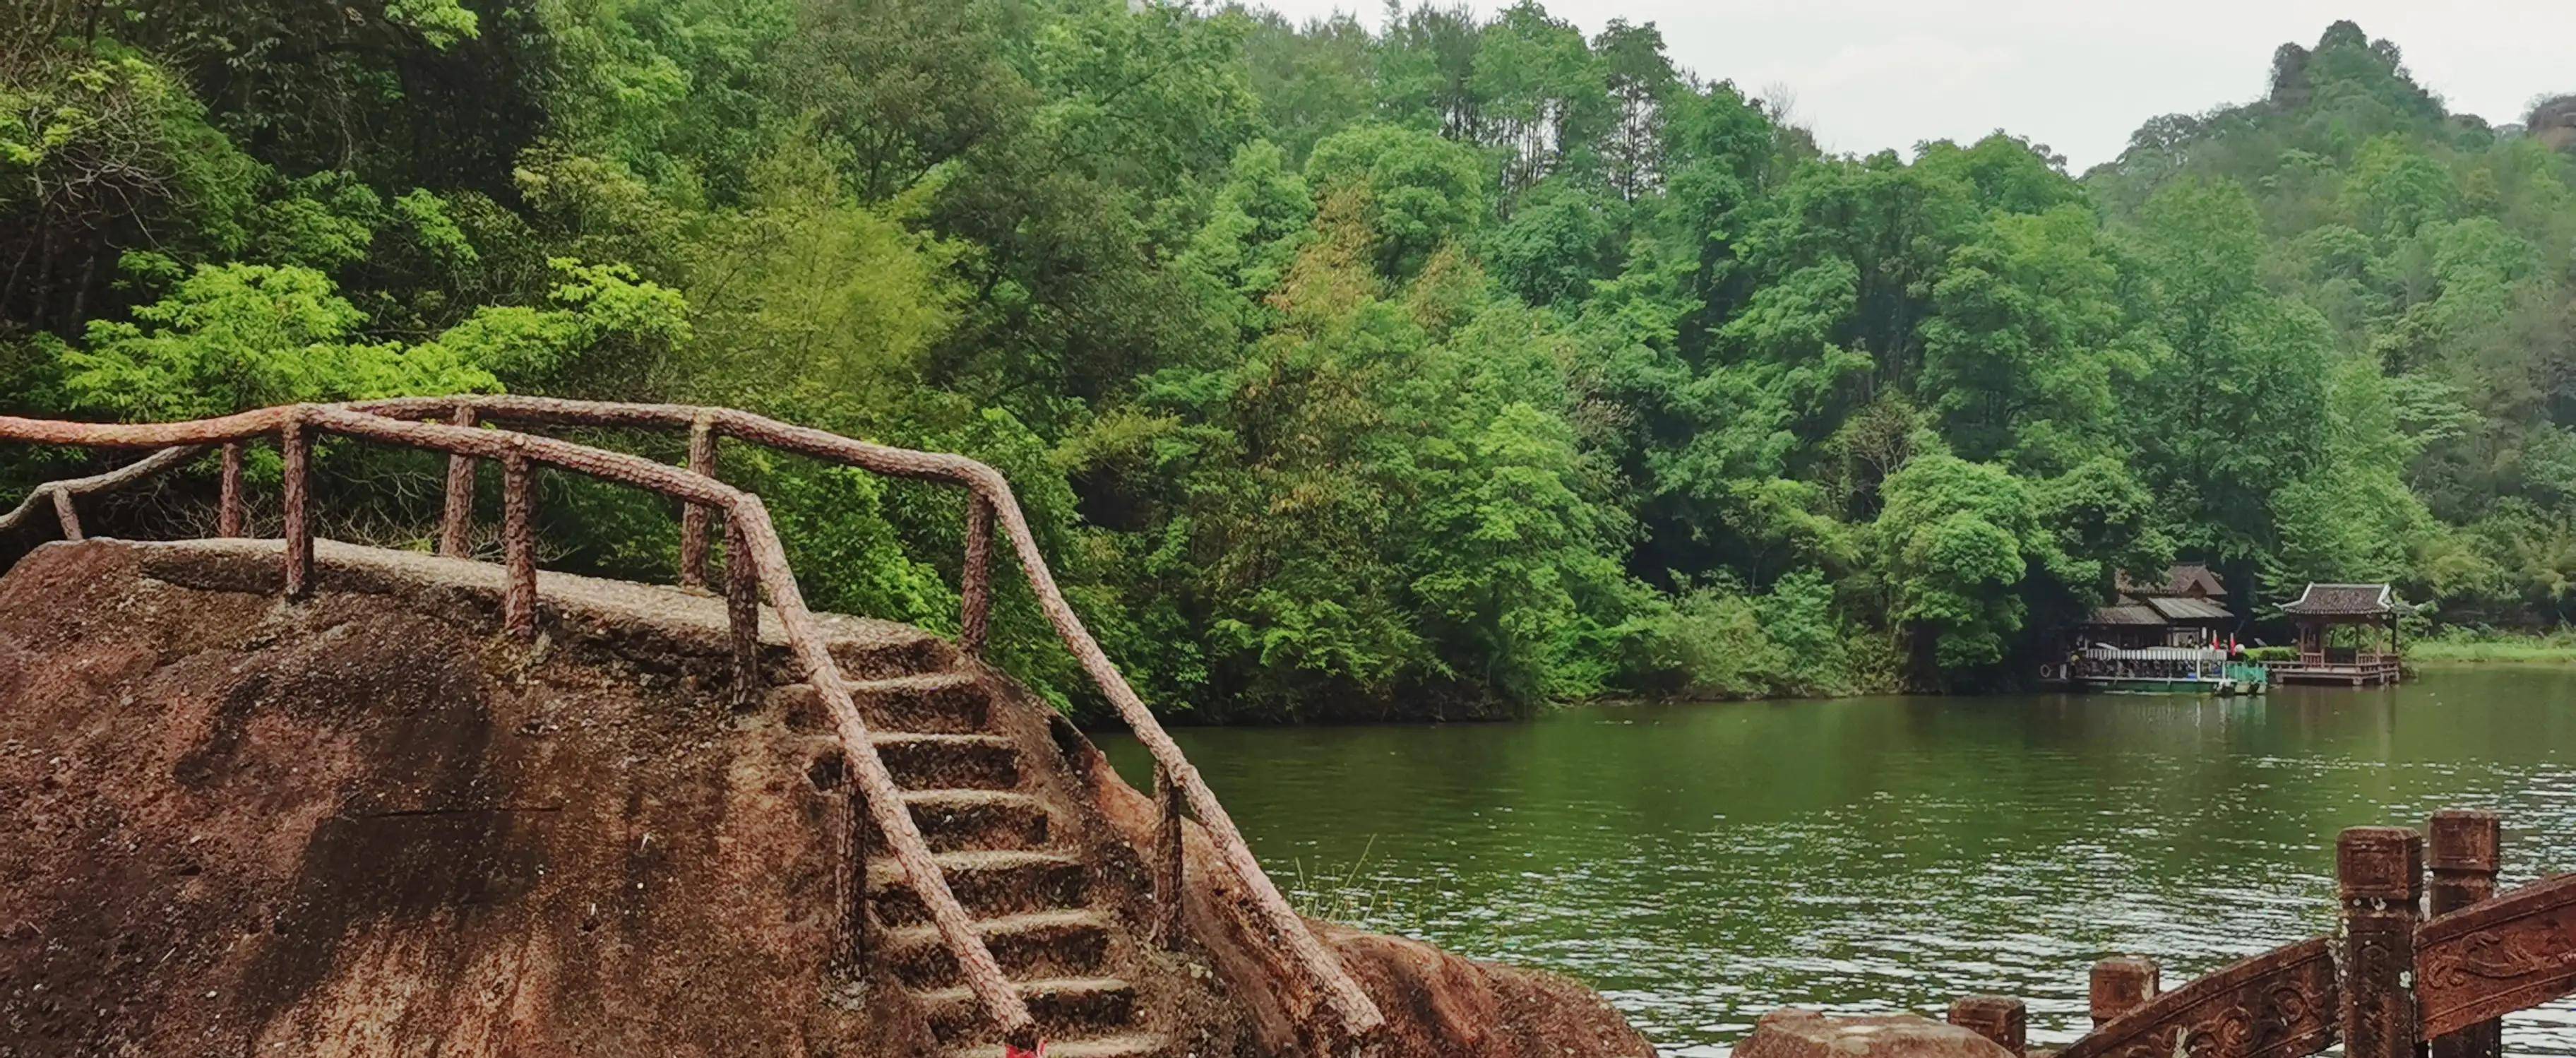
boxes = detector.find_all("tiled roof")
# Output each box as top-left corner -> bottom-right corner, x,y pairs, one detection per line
2281,583 -> 2400,616
2145,596 -> 2231,622
2118,562 -> 2228,598
2085,605 -> 2167,626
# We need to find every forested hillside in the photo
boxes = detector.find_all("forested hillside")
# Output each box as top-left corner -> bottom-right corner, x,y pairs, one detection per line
6,1 -> 2574,720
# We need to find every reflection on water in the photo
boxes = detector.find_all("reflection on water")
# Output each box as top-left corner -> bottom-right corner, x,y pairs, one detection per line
1099,668 -> 2576,1055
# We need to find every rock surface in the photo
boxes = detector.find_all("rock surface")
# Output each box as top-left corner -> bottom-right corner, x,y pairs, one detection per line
0,537 -> 1654,1058
1735,1009 -> 2015,1058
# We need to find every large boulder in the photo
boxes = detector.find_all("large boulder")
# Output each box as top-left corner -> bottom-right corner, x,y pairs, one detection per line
1735,1009 -> 2015,1058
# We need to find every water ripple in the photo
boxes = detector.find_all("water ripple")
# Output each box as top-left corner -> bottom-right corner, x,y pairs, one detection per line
1101,670 -> 2576,1054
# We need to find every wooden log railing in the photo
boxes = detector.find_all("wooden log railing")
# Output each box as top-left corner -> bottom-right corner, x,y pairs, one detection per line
0,396 -> 1390,1052
0,405 -> 1042,1049
1939,808 -> 2575,1058
343,394 -> 1388,1049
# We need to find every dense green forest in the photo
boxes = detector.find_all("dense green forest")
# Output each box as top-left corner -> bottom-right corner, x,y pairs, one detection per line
6,1 -> 2576,720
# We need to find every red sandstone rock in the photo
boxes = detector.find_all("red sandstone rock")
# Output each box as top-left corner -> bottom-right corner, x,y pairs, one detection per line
0,539 -> 1654,1058
1736,1009 -> 2015,1058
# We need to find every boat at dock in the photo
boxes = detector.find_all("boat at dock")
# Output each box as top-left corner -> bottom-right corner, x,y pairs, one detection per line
2068,645 -> 2270,695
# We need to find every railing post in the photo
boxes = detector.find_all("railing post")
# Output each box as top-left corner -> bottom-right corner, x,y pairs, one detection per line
50,489 -> 80,540
217,441 -> 244,537
2338,826 -> 2423,1058
439,407 -> 477,557
501,452 -> 537,639
1154,761 -> 1185,949
960,494 -> 993,659
2089,957 -> 2159,1028
680,416 -> 717,589
2429,811 -> 2503,1058
851,781 -> 875,969
1948,996 -> 2026,1053
280,419 -> 312,598
725,516 -> 761,711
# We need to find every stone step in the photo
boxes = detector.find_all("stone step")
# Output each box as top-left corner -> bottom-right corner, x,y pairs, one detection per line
883,909 -> 1114,988
943,1033 -> 1170,1058
902,790 -> 1052,852
869,850 -> 1087,925
851,672 -> 992,734
873,732 -> 1020,790
812,615 -> 959,679
919,977 -> 1136,1045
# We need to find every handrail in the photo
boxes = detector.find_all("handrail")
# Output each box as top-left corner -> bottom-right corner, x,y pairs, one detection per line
0,443 -> 207,536
0,405 -> 1043,1047
1,396 -> 1389,1049
344,395 -> 1390,1045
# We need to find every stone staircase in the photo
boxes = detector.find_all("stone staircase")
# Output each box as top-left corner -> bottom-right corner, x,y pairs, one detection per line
835,662 -> 1171,1058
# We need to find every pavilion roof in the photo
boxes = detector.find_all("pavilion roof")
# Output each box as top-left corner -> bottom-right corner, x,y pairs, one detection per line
2279,583 -> 2405,617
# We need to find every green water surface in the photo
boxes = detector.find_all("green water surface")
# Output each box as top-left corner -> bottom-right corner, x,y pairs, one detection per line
1101,667 -> 2576,1055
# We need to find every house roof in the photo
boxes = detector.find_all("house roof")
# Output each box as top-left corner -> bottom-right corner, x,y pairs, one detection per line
2120,562 -> 2227,599
2084,605 -> 2167,626
2145,596 -> 2232,622
2280,583 -> 2404,617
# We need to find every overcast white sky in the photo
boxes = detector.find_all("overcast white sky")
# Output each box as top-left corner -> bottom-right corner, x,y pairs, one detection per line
1243,1 -> 2576,172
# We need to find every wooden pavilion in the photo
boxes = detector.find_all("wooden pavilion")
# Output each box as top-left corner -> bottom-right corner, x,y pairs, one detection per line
2270,583 -> 2409,686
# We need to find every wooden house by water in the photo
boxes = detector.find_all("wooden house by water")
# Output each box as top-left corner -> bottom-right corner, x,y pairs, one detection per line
2056,564 -> 2267,694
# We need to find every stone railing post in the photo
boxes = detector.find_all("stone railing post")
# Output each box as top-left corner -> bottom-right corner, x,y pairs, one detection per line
679,416 -> 717,589
2429,811 -> 2503,1058
2338,826 -> 2423,1058
1948,996 -> 2026,1052
439,406 -> 477,557
280,417 -> 313,598
217,441 -> 245,537
51,489 -> 80,540
501,452 -> 536,638
724,518 -> 761,711
842,779 -> 873,974
1153,761 -> 1185,949
960,494 -> 993,659
2090,956 -> 2159,1028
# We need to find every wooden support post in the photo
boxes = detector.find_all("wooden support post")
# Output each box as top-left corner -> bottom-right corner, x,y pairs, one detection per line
1154,761 -> 1185,949
439,408 -> 477,557
2429,811 -> 2503,1058
960,494 -> 993,660
2338,826 -> 2423,1058
1948,997 -> 2026,1053
51,489 -> 80,540
501,453 -> 536,639
280,420 -> 312,599
217,441 -> 244,538
2090,957 -> 2159,1028
679,417 -> 717,589
725,517 -> 761,711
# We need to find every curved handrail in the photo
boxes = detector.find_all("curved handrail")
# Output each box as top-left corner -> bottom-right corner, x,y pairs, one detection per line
2057,937 -> 2338,1058
0,405 -> 1043,1047
2416,870 -> 2576,1038
0,443 -> 207,535
344,395 -> 1390,1044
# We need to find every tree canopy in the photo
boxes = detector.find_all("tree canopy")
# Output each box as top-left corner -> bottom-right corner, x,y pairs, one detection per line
8,4 -> 2576,718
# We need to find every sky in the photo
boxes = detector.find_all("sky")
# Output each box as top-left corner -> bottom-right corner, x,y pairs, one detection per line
1240,1 -> 2576,172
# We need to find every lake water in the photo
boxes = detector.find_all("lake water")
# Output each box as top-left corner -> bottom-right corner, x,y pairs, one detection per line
1100,667 -> 2576,1055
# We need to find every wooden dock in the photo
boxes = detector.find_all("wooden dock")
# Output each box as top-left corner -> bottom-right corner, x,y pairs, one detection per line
2265,655 -> 2403,685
